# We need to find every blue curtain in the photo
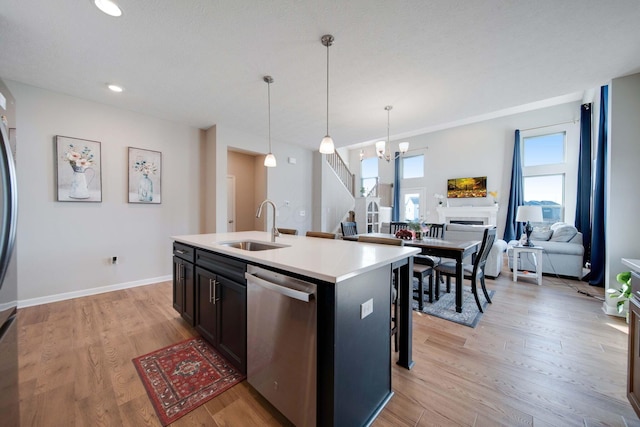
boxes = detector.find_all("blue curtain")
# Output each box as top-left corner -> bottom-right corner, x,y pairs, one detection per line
503,130 -> 524,242
392,152 -> 400,221
590,86 -> 608,286
575,103 -> 592,264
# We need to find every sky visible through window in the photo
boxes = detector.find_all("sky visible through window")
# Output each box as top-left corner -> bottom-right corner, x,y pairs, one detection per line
523,132 -> 564,167
522,132 -> 566,223
403,155 -> 424,179
361,157 -> 378,178
524,175 -> 563,204
360,157 -> 378,195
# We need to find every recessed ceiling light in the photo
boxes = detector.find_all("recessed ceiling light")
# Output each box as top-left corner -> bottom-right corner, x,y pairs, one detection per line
107,84 -> 123,93
94,0 -> 122,17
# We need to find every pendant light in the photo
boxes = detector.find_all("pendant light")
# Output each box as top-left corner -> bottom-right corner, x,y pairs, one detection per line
375,105 -> 409,162
318,34 -> 335,154
263,75 -> 277,167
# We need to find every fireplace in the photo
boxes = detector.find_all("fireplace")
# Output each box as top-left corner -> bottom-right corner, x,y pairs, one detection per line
436,205 -> 499,226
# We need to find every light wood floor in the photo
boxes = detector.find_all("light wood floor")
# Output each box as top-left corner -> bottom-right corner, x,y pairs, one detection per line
17,264 -> 640,426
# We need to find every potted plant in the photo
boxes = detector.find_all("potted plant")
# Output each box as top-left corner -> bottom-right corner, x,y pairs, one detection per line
408,221 -> 421,239
607,271 -> 632,320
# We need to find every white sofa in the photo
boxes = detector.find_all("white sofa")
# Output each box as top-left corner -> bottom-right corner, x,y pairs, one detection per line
506,223 -> 584,279
443,224 -> 507,278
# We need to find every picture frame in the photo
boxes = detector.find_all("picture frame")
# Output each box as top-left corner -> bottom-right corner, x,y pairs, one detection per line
447,176 -> 487,198
128,147 -> 162,204
55,135 -> 102,202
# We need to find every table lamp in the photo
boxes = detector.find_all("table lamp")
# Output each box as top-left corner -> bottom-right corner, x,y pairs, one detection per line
515,205 -> 543,247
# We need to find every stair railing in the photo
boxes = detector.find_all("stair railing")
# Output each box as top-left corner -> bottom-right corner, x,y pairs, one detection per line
326,151 -> 355,196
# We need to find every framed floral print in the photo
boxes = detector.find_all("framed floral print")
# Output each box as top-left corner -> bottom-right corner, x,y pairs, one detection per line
55,135 -> 102,202
128,147 -> 162,204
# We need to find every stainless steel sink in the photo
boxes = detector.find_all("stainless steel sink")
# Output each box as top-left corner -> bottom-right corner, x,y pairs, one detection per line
217,240 -> 289,251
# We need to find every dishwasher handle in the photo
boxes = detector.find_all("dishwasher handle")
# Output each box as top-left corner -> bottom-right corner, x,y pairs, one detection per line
245,272 -> 314,302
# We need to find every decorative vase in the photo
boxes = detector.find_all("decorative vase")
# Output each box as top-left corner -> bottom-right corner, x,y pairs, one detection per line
138,174 -> 153,202
69,166 -> 92,199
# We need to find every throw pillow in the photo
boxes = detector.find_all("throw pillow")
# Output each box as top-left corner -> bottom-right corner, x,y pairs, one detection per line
550,225 -> 578,242
530,230 -> 553,241
550,222 -> 566,231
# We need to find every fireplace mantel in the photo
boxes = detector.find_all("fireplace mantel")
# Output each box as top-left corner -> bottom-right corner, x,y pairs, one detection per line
436,205 -> 499,226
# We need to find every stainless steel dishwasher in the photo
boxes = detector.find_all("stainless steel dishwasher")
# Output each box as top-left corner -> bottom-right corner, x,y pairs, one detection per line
245,265 -> 317,427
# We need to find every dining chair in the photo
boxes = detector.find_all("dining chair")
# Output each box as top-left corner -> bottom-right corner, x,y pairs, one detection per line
305,231 -> 336,239
389,221 -> 409,234
357,235 -> 404,352
278,228 -> 298,235
423,223 -> 445,238
340,221 -> 358,237
434,227 -> 496,312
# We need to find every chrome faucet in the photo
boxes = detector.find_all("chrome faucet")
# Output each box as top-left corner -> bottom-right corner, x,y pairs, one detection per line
256,199 -> 280,242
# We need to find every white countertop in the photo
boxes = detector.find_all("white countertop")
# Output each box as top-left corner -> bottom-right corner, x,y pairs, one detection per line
173,231 -> 420,283
622,258 -> 640,272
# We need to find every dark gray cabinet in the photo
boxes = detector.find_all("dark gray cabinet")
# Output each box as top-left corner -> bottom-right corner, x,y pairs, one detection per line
173,243 -> 195,326
628,271 -> 640,417
194,249 -> 247,374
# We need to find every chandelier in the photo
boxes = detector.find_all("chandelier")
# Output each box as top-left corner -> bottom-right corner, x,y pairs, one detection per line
375,105 -> 409,162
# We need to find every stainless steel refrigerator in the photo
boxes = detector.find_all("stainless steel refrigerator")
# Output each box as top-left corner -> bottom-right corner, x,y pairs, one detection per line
0,78 -> 19,425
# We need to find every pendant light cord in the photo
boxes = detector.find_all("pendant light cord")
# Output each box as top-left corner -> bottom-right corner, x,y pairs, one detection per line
387,107 -> 390,154
326,41 -> 330,136
268,80 -> 272,152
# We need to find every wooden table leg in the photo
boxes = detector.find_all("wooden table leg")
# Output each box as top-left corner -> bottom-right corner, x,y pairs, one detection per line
455,254 -> 463,313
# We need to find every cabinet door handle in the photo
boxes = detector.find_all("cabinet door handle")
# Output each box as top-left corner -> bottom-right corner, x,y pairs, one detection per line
175,249 -> 186,254
213,280 -> 219,305
209,278 -> 213,303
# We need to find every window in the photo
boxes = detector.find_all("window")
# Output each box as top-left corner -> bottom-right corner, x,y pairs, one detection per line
523,133 -> 565,167
402,155 -> 424,179
403,193 -> 421,221
523,174 -> 564,224
360,157 -> 378,197
400,188 -> 424,222
522,131 -> 568,225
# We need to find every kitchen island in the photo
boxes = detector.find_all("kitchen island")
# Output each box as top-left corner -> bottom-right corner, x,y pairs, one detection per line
172,231 -> 419,426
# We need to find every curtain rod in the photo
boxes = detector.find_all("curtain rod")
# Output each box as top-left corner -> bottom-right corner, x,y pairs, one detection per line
520,119 -> 578,132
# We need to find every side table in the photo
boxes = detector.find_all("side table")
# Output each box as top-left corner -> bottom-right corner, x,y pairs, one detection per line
512,245 -> 543,285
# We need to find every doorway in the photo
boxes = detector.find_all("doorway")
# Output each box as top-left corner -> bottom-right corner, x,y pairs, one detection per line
227,175 -> 236,232
227,150 -> 267,231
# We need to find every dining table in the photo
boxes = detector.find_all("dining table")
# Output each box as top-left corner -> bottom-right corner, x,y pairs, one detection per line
344,233 -> 481,313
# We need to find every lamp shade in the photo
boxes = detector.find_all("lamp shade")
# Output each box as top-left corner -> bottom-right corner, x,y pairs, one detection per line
264,153 -> 277,167
398,141 -> 409,153
319,135 -> 335,154
375,140 -> 386,158
516,205 -> 543,223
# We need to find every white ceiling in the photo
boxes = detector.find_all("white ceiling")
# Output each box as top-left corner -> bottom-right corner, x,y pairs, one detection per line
2,0 -> 640,150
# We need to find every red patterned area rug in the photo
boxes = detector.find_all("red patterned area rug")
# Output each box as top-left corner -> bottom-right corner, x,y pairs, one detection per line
132,337 -> 245,426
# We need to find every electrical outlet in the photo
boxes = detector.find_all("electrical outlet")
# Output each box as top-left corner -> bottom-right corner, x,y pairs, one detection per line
360,298 -> 373,319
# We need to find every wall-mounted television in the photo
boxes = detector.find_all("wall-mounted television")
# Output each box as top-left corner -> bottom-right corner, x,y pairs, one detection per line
447,176 -> 487,198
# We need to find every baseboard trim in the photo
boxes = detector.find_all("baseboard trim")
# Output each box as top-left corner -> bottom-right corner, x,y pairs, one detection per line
17,275 -> 172,309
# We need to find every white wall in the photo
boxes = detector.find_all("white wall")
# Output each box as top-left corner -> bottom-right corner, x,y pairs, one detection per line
606,72 -> 640,312
348,102 -> 581,239
8,81 -> 201,304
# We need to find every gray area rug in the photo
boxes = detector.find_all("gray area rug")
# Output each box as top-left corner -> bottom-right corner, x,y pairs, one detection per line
411,281 -> 495,328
